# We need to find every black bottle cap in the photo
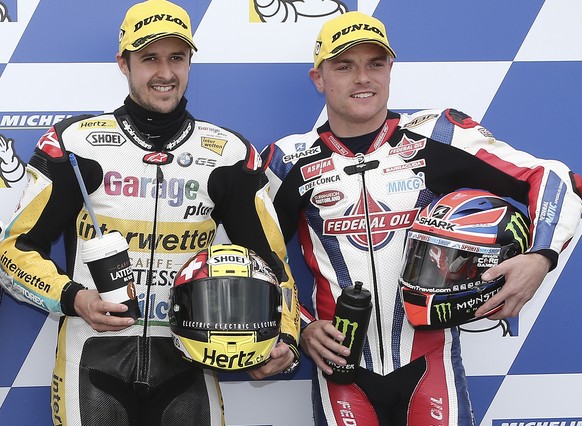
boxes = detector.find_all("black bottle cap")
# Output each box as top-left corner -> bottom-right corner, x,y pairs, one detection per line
341,281 -> 371,307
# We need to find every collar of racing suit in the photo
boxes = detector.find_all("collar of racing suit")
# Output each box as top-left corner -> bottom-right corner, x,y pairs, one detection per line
124,96 -> 188,149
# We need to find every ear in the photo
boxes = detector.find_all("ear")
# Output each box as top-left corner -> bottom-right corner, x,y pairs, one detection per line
116,52 -> 129,77
308,67 -> 324,93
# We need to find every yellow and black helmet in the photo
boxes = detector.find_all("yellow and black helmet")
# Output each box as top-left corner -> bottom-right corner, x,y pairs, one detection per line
169,244 -> 282,371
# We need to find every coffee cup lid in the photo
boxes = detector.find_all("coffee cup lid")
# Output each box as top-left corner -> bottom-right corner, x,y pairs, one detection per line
81,232 -> 129,263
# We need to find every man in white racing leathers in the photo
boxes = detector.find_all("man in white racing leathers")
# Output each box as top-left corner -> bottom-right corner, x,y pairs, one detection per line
261,11 -> 582,426
0,1 -> 299,425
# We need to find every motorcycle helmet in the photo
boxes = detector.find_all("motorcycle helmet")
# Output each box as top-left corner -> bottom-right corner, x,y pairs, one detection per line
399,189 -> 530,329
169,244 -> 282,371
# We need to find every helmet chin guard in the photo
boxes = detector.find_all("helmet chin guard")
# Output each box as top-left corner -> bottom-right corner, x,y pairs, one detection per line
169,244 -> 282,371
399,189 -> 530,329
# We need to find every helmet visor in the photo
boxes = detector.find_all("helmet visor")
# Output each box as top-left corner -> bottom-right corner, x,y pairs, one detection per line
400,231 -> 501,291
170,277 -> 282,337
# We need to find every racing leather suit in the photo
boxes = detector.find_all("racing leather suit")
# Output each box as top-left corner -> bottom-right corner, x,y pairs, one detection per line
262,109 -> 582,426
0,105 -> 300,426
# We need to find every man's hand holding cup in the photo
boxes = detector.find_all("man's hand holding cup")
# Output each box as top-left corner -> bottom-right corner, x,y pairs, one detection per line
78,231 -> 141,331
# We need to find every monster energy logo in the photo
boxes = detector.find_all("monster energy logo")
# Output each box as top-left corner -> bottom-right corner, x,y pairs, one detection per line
334,317 -> 359,350
434,303 -> 452,323
505,213 -> 530,253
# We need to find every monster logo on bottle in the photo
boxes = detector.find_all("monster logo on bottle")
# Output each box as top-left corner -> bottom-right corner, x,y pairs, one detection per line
324,282 -> 372,384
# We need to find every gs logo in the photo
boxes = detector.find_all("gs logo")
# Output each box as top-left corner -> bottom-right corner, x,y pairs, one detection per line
195,158 -> 217,167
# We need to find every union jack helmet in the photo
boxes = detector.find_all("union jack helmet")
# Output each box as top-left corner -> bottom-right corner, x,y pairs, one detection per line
399,189 -> 530,329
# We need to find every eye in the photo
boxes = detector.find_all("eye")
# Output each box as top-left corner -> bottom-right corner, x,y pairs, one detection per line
335,64 -> 352,71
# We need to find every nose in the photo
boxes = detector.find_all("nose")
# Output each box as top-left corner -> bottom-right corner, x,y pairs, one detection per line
354,66 -> 371,84
155,59 -> 174,80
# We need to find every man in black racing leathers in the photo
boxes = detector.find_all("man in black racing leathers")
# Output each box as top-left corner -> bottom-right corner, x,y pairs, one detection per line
0,1 -> 300,425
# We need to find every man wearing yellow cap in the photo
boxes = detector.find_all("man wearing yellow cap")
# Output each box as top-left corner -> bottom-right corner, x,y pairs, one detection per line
262,11 -> 582,426
0,1 -> 300,425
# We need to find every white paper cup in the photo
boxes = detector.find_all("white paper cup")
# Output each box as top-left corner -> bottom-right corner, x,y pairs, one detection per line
81,232 -> 140,319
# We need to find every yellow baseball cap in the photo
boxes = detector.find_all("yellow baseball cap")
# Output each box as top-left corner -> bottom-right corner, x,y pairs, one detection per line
118,0 -> 197,54
313,11 -> 396,68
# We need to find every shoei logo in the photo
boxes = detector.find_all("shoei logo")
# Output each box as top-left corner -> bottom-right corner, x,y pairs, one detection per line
333,317 -> 359,351
207,254 -> 250,266
434,302 -> 452,323
86,132 -> 126,147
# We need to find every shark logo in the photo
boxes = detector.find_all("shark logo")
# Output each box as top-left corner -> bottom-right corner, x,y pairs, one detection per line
434,302 -> 452,323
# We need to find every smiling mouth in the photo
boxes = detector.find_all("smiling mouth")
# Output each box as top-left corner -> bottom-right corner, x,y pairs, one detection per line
352,92 -> 374,99
152,85 -> 173,93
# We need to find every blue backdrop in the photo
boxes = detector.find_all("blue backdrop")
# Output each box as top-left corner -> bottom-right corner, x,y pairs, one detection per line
1,1 -> 581,425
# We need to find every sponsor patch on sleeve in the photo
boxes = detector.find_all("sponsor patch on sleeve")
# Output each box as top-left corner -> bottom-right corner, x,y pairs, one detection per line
36,128 -> 64,158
